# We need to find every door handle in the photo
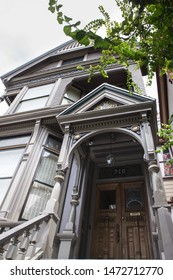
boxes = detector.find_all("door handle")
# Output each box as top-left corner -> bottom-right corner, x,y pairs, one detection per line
116,224 -> 120,243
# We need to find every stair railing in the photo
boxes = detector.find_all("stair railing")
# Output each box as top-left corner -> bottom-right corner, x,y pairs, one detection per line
0,213 -> 58,260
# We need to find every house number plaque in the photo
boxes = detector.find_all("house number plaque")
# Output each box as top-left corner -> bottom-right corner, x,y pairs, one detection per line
113,167 -> 126,175
99,164 -> 142,179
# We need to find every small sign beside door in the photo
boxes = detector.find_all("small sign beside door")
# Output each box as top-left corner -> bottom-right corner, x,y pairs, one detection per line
130,212 -> 141,216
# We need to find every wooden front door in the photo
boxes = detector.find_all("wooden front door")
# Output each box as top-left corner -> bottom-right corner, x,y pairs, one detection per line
91,181 -> 152,259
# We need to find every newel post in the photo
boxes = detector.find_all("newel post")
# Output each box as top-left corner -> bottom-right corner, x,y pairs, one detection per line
148,160 -> 168,207
57,186 -> 79,259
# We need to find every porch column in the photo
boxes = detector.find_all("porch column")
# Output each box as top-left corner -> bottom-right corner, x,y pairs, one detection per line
148,161 -> 173,259
140,113 -> 156,161
57,186 -> 79,259
45,124 -> 72,212
42,125 -> 72,258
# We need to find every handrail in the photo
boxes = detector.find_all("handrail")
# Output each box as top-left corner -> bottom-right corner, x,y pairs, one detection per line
0,220 -> 23,228
0,213 -> 51,245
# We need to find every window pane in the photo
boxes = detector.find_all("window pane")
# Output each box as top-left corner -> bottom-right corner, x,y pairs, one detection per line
46,136 -> 61,151
163,149 -> 171,160
23,83 -> 54,100
125,189 -> 143,209
0,178 -> 11,206
21,135 -> 60,220
0,135 -> 30,147
35,151 -> 58,186
0,148 -> 24,177
158,148 -> 173,177
61,98 -> 73,105
65,87 -> 81,101
17,96 -> 48,112
99,190 -> 116,210
62,86 -> 81,105
62,56 -> 83,66
22,181 -> 52,220
164,162 -> 173,176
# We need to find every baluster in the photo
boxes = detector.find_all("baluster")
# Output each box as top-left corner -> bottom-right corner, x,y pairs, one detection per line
0,244 -> 6,260
26,223 -> 40,259
6,236 -> 19,260
16,229 -> 30,260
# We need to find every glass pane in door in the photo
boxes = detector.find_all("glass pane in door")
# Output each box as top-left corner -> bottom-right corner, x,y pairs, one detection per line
99,190 -> 116,210
125,188 -> 143,209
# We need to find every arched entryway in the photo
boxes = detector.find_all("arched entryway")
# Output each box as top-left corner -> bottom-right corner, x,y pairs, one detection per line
76,130 -> 153,259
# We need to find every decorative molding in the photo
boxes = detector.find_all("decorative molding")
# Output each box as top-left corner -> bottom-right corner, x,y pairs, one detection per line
0,107 -> 64,127
92,99 -> 119,111
71,116 -> 141,133
6,69 -> 84,90
0,122 -> 34,134
7,62 -> 124,90
54,170 -> 65,183
52,41 -> 84,54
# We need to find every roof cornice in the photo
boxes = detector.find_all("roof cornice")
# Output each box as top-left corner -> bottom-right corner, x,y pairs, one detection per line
1,40 -> 93,86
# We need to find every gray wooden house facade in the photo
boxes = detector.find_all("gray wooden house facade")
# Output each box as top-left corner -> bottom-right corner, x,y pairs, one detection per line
0,40 -> 173,259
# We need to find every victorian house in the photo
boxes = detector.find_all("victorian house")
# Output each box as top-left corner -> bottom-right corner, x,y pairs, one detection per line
0,40 -> 173,259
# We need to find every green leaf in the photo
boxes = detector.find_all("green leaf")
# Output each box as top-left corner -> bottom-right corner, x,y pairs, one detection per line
87,31 -> 97,40
94,37 -> 110,50
64,25 -> 72,36
57,16 -> 63,24
74,21 -> 81,27
78,36 -> 90,46
69,30 -> 78,40
58,11 -> 63,17
64,15 -> 72,23
75,30 -> 87,41
48,6 -> 55,13
49,0 -> 56,6
56,4 -> 63,12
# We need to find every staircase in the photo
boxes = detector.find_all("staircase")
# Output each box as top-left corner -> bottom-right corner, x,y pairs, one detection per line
0,213 -> 58,260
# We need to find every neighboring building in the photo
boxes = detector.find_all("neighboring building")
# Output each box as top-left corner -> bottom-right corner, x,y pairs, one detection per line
0,40 -> 173,259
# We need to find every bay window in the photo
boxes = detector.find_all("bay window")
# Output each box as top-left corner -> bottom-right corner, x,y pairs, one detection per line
61,86 -> 81,105
21,135 -> 61,220
16,83 -> 54,112
0,135 -> 30,206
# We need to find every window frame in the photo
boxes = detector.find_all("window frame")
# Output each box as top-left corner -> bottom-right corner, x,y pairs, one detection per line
158,146 -> 173,177
15,83 -> 54,113
21,134 -> 62,220
0,134 -> 31,207
61,55 -> 84,66
61,85 -> 82,105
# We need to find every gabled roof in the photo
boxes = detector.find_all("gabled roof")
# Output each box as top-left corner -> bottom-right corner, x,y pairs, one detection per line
1,40 -> 91,84
57,83 -> 157,138
59,83 -> 156,116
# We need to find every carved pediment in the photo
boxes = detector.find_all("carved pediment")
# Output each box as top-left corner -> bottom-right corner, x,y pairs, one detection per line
90,98 -> 121,111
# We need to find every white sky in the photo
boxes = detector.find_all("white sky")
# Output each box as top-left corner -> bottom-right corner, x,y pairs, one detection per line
0,0 -> 156,114
0,0 -> 117,79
